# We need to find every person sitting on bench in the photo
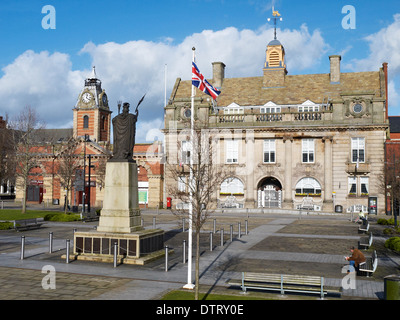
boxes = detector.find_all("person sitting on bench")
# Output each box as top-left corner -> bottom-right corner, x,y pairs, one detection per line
345,246 -> 366,273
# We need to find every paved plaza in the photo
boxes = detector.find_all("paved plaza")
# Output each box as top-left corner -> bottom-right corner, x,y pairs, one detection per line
0,208 -> 399,300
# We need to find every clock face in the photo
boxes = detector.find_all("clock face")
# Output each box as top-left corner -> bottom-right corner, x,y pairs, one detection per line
353,103 -> 363,113
184,109 -> 191,118
82,92 -> 92,103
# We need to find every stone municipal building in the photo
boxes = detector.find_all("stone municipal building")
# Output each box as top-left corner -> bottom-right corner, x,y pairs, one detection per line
164,35 -> 389,214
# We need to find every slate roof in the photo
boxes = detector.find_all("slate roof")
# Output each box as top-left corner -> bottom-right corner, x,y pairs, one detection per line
389,117 -> 400,133
172,70 -> 384,107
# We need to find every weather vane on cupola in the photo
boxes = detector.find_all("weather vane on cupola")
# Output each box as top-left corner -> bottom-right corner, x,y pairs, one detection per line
267,6 -> 283,40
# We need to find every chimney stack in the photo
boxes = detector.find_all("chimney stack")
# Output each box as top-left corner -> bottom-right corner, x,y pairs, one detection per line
329,55 -> 341,84
212,62 -> 225,88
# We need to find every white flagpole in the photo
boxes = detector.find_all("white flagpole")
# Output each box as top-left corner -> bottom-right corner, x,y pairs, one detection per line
183,47 -> 195,290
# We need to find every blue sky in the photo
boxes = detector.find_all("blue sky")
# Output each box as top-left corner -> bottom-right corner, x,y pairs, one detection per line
0,0 -> 399,142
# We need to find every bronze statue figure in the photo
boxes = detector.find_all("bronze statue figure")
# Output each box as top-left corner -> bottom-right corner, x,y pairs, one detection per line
110,102 -> 138,162
110,95 -> 145,162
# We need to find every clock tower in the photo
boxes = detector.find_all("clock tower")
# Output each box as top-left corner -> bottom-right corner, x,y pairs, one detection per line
73,67 -> 112,143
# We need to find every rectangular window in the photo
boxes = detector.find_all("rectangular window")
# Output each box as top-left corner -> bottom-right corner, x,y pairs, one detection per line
348,177 -> 357,194
351,138 -> 365,163
181,141 -> 191,165
360,177 -> 369,195
226,140 -> 239,164
178,176 -> 187,192
302,139 -> 315,163
263,139 -> 276,163
261,107 -> 281,114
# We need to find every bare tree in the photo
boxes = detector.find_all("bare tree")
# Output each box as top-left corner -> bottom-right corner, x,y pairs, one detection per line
0,114 -> 16,192
10,106 -> 45,213
56,138 -> 82,214
166,128 -> 228,300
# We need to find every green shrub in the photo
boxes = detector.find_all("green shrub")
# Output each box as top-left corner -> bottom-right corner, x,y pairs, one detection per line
44,213 -> 81,222
0,222 -> 14,230
384,228 -> 395,235
385,237 -> 400,252
378,218 -> 395,225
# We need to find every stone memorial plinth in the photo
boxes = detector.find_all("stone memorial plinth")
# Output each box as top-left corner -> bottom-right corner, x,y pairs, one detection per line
70,161 -> 165,265
97,161 -> 142,233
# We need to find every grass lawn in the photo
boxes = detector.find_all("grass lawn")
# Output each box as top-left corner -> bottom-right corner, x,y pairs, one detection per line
161,290 -> 270,300
0,209 -> 53,221
0,209 -> 80,221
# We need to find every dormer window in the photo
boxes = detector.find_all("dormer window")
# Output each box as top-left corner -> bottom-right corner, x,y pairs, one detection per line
298,100 -> 319,113
261,101 -> 281,114
224,103 -> 244,115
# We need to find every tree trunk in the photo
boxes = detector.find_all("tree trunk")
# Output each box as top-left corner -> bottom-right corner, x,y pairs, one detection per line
22,179 -> 27,214
195,230 -> 200,300
64,189 -> 69,214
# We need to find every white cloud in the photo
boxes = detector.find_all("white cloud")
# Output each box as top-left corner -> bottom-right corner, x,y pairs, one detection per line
0,24 -> 328,139
0,50 -> 84,128
345,14 -> 400,113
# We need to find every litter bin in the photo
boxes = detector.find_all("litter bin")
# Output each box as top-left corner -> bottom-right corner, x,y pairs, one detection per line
335,205 -> 343,213
167,197 -> 172,210
384,275 -> 400,300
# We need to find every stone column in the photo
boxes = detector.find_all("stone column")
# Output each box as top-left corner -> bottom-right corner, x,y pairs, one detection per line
245,131 -> 255,208
283,136 -> 293,205
323,137 -> 333,208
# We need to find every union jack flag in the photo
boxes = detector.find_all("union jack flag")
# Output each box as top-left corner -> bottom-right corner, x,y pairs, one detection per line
192,62 -> 221,100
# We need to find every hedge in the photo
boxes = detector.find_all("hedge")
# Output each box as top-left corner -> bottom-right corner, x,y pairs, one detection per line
385,237 -> 400,252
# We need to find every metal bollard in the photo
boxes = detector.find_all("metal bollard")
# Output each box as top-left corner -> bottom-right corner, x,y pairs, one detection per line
245,220 -> 248,235
113,242 -> 118,268
20,236 -> 25,260
210,232 -> 213,251
230,225 -> 233,242
213,219 -> 216,234
238,222 -> 241,238
165,246 -> 169,272
49,232 -> 53,254
153,217 -> 156,229
220,228 -> 224,246
182,240 -> 186,264
66,239 -> 70,264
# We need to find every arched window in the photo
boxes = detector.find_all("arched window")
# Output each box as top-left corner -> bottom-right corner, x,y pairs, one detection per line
83,115 -> 89,129
295,178 -> 321,195
221,177 -> 244,195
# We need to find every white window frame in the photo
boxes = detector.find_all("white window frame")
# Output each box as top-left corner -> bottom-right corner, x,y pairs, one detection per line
295,178 -> 322,195
263,139 -> 276,163
298,100 -> 320,113
226,140 -> 239,164
360,176 -> 369,195
221,177 -> 244,195
224,103 -> 244,115
351,138 -> 365,163
302,139 -> 315,163
348,177 -> 357,195
178,176 -> 187,192
181,141 -> 191,165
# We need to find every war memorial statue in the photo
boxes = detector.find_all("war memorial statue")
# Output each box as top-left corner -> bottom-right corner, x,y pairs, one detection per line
71,95 -> 164,265
110,102 -> 138,162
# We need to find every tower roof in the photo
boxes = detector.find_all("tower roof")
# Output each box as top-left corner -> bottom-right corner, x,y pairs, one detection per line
268,39 -> 282,46
88,66 -> 98,80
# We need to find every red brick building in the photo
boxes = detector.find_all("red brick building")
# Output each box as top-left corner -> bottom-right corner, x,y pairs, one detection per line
14,68 -> 164,210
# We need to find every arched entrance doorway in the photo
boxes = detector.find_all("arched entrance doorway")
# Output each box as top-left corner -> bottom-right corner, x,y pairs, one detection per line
257,177 -> 282,208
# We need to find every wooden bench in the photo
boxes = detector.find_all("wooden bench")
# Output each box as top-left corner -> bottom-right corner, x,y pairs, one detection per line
359,232 -> 373,250
358,220 -> 369,233
358,250 -> 378,277
230,272 -> 340,298
14,218 -> 44,231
